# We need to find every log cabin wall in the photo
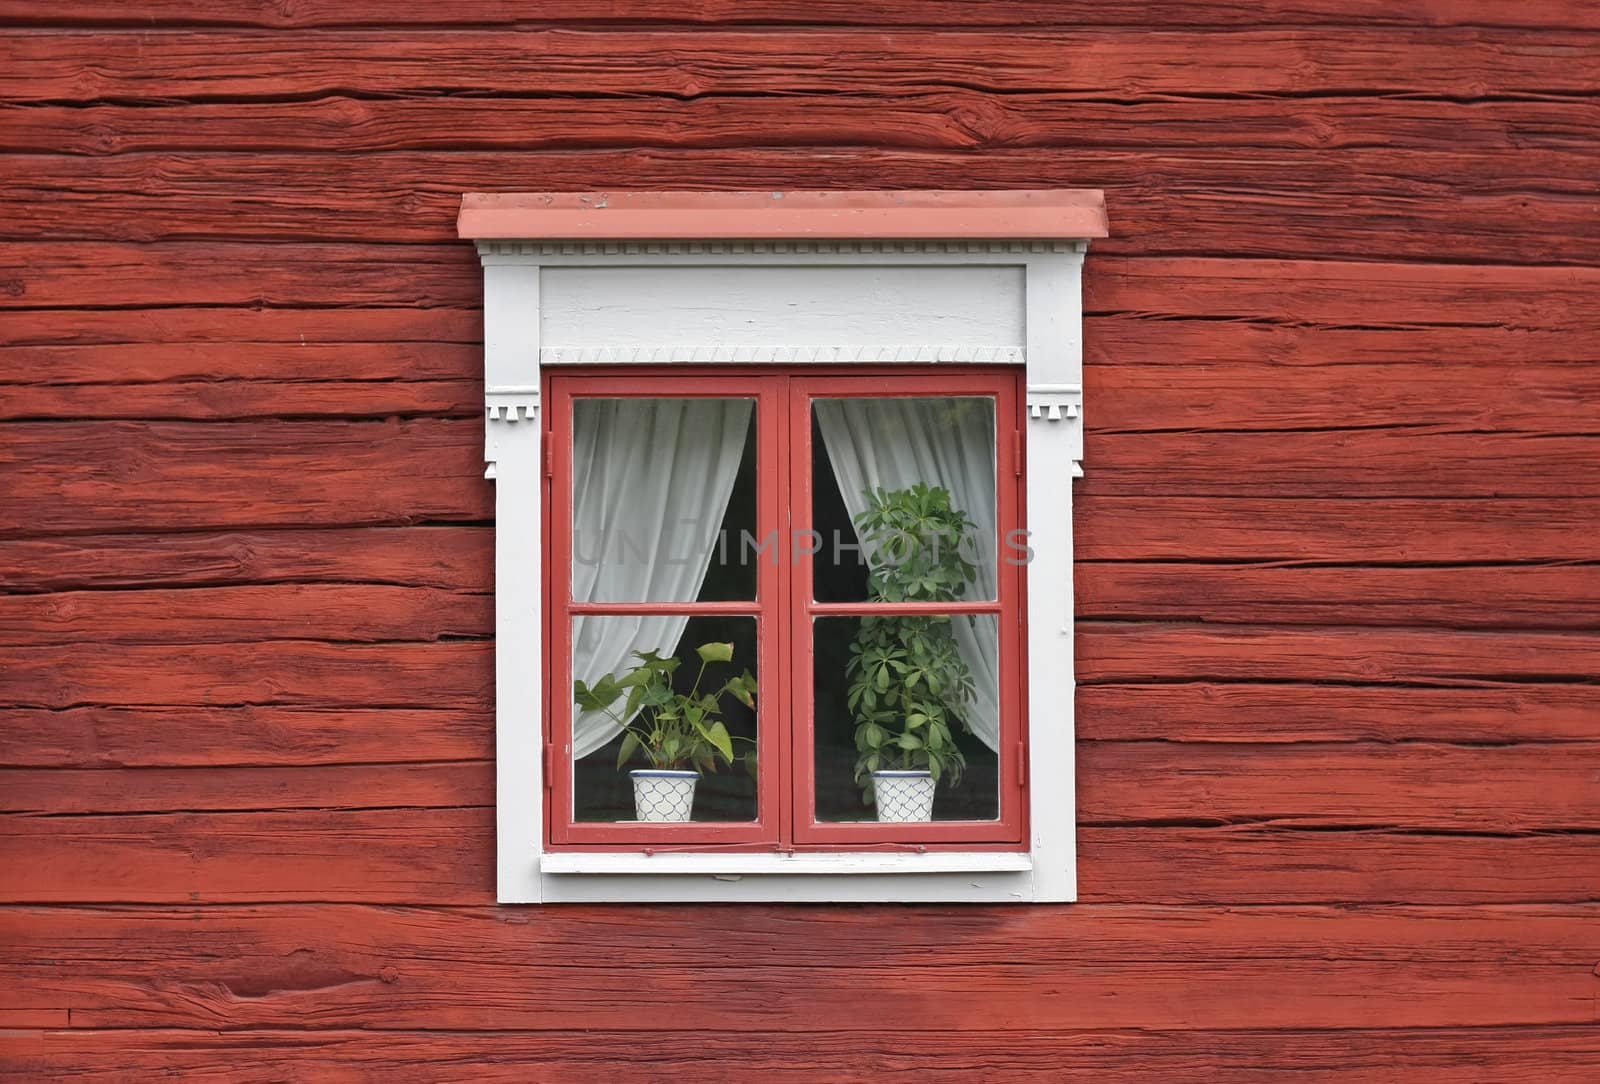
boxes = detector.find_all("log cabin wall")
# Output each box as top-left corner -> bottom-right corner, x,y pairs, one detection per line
2,3 -> 1598,1078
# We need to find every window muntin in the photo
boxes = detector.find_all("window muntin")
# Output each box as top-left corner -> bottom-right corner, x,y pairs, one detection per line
547,369 -> 1026,852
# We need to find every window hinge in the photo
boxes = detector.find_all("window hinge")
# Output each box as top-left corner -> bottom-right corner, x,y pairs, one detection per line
541,431 -> 553,478
1012,429 -> 1023,477
542,744 -> 555,788
1016,740 -> 1028,788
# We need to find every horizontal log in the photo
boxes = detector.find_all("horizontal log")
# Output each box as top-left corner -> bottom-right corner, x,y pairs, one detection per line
7,743 -> 1596,830
1077,624 -> 1600,684
0,341 -> 481,384
1,306 -> 479,347
0,903 -> 1595,1031
0,242 -> 479,310
1087,363 -> 1600,433
8,560 -> 1591,650
10,95 -> 1599,158
0,584 -> 491,645
6,29 -> 1594,103
0,527 -> 490,592
1077,563 -> 1600,628
4,1 -> 1595,30
3,808 -> 1593,903
9,360 -> 1600,433
1077,497 -> 1600,562
7,1027 -> 1600,1083
1079,429 -> 1600,498
5,419 -> 1598,541
5,153 -> 1596,263
1079,742 -> 1600,831
0,640 -> 491,709
0,418 -> 490,536
0,685 -> 1588,769
7,245 -> 1597,332
0,705 -> 491,768
1077,684 -> 1600,743
0,639 -> 491,710
1081,826 -> 1600,904
0,378 -> 480,421
0,808 -> 494,903
0,762 -> 491,814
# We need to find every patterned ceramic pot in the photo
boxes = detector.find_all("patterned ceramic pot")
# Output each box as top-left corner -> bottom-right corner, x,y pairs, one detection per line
630,769 -> 699,822
871,770 -> 937,822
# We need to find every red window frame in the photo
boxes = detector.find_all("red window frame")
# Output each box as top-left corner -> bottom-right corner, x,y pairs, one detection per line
545,367 -> 1027,851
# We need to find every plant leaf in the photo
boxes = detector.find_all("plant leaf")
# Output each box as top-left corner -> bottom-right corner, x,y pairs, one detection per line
696,641 -> 735,663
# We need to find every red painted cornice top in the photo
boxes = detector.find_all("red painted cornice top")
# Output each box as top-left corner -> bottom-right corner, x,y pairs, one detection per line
457,189 -> 1108,241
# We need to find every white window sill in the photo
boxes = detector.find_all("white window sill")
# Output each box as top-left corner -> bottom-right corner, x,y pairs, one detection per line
539,850 -> 1032,876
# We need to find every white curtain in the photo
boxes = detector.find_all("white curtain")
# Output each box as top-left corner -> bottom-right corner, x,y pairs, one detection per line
570,398 -> 752,758
814,397 -> 1001,752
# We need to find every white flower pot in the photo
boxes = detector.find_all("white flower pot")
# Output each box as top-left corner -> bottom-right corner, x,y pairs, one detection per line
871,770 -> 936,822
630,769 -> 699,822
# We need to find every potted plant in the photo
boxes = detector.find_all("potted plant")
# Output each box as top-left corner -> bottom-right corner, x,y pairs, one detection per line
574,641 -> 757,822
846,483 -> 980,822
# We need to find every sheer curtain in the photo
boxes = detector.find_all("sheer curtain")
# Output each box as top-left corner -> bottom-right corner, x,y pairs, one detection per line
814,397 -> 1000,752
570,398 -> 752,758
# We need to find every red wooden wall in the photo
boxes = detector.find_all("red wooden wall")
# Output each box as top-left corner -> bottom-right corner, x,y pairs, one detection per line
3,3 -> 1599,1079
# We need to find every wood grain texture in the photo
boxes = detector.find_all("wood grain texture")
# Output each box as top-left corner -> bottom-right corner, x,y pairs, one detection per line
1,905 -> 1596,1032
5,151 -> 1595,263
6,29 -> 1595,102
4,6 -> 1598,1073
7,1026 -> 1600,1083
5,1 -> 1598,29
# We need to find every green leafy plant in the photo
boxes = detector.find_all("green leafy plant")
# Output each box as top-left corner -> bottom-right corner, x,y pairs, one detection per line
575,641 -> 758,775
846,483 -> 979,802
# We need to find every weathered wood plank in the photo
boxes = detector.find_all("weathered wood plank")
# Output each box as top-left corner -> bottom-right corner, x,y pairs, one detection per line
0,686 -> 1587,770
0,762 -> 492,814
0,809 -> 494,903
5,560 -> 1593,649
9,359 -> 1600,430
0,641 -> 491,709
4,808 -> 1593,903
0,243 -> 479,310
4,419 -> 1598,541
0,585 -> 491,645
7,743 -> 1596,830
0,306 -> 479,346
0,340 -> 480,383
1079,742 -> 1600,831
1077,624 -> 1600,684
5,29 -> 1593,102
1077,563 -> 1600,629
0,527 -> 490,592
0,904 -> 1594,1031
7,1026 -> 1600,1084
1077,684 -> 1600,744
1079,827 -> 1600,904
0,706 -> 491,768
1087,363 -> 1600,433
1080,430 -> 1600,498
1077,497 -> 1600,562
5,152 -> 1596,262
5,0 -> 1596,29
0,378 -> 481,421
0,419 -> 489,537
10,95 -> 1598,157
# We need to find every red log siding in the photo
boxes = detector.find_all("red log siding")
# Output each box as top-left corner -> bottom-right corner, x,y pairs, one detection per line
1,3 -> 1597,1077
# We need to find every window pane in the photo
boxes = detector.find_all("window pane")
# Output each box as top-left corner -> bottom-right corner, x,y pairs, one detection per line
573,397 -> 757,602
571,615 -> 759,823
812,614 -> 999,823
811,397 -> 997,603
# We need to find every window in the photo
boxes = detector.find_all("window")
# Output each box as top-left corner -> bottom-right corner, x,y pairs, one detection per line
460,189 -> 1106,902
549,370 -> 1025,851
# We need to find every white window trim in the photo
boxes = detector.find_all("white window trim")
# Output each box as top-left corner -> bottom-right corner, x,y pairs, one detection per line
470,213 -> 1095,904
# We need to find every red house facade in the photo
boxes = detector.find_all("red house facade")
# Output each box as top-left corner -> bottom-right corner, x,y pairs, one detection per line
3,4 -> 1598,1078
